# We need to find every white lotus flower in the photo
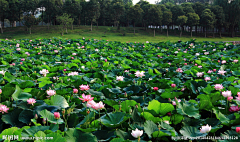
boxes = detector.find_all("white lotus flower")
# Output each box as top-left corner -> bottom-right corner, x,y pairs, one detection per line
68,72 -> 79,76
81,66 -> 85,69
135,71 -> 145,78
196,53 -> 200,56
196,72 -> 204,77
131,128 -> 143,138
40,69 -> 49,77
0,70 -> 6,76
200,124 -> 211,133
222,90 -> 232,97
72,53 -> 77,56
116,76 -> 124,81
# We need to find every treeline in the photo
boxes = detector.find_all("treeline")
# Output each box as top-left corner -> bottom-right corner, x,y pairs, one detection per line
0,0 -> 240,37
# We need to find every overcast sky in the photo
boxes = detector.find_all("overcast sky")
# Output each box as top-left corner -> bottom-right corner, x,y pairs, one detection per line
132,0 -> 157,4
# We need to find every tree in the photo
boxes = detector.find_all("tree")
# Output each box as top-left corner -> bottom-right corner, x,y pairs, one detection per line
87,0 -> 100,31
22,14 -> 39,34
6,0 -> 20,27
148,5 -> 163,37
138,0 -> 150,30
186,13 -> 199,37
0,0 -> 8,33
171,5 -> 184,32
192,2 -> 204,35
177,15 -> 188,38
56,13 -> 74,36
129,4 -> 143,34
211,5 -> 225,37
201,9 -> 216,38
162,10 -> 172,37
110,0 -> 125,27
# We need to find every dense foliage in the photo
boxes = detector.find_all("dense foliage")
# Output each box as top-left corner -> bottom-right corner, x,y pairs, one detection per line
0,38 -> 240,141
1,0 -> 240,37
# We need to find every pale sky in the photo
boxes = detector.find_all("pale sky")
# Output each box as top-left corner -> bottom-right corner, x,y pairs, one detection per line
132,0 -> 157,5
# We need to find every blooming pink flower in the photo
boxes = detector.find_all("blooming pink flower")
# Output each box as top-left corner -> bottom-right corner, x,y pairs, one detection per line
222,60 -> 226,64
204,77 -> 211,81
233,59 -> 238,63
54,112 -> 60,119
172,99 -> 181,105
196,72 -> 204,77
79,84 -> 90,91
0,89 -> 2,94
214,84 -> 224,90
46,90 -> 56,97
184,63 -> 187,65
237,92 -> 240,97
153,87 -> 158,91
27,98 -> 36,105
217,70 -> 226,75
135,71 -> 145,78
116,76 -> 124,81
21,58 -> 25,61
20,62 -> 23,65
92,101 -> 105,110
79,94 -> 94,102
222,90 -> 232,97
105,59 -> 107,62
168,62 -> 171,65
171,84 -> 176,88
213,69 -> 217,72
195,64 -> 198,66
176,68 -> 183,73
207,70 -> 213,73
229,106 -> 240,112
227,96 -> 233,101
16,43 -> 20,47
86,100 -> 97,108
63,69 -> 67,71
198,66 -> 202,68
73,89 -> 78,94
0,105 -> 9,114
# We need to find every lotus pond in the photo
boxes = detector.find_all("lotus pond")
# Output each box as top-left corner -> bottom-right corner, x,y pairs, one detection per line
0,38 -> 240,142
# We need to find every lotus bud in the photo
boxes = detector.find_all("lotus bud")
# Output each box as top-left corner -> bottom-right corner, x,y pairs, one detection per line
35,114 -> 38,119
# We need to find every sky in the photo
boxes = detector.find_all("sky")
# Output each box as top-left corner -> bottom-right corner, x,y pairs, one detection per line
132,0 -> 157,5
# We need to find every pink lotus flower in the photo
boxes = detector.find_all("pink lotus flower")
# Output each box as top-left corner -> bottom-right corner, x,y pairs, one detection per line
171,84 -> 176,88
46,90 -> 56,97
198,66 -> 202,68
135,71 -> 145,78
86,100 -> 97,108
63,69 -> 67,71
229,106 -> 240,112
204,77 -> 211,81
217,70 -> 226,75
20,62 -> 23,65
195,64 -> 198,66
21,58 -> 25,61
233,59 -> 238,63
153,87 -> 158,91
0,89 -> 2,94
16,48 -> 21,51
196,72 -> 204,77
168,62 -> 171,65
237,92 -> 240,97
227,96 -> 233,101
236,127 -> 240,134
16,43 -> 20,47
184,63 -> 187,65
92,101 -> 105,110
68,72 -> 78,76
79,94 -> 94,102
105,59 -> 107,62
214,84 -> 224,90
222,90 -> 232,97
207,70 -> 213,73
54,112 -> 60,119
222,60 -> 226,64
116,76 -> 124,81
131,128 -> 143,138
79,84 -> 90,91
0,105 -> 9,114
12,63 -> 15,66
73,89 -> 78,94
213,69 -> 217,72
176,68 -> 183,73
27,98 -> 36,105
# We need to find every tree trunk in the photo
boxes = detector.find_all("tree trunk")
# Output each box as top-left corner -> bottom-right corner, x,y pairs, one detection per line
42,7 -> 43,26
219,28 -> 222,38
72,24 -> 73,30
231,25 -> 234,37
78,15 -> 80,26
154,28 -> 155,37
191,26 -> 192,37
195,25 -> 197,35
48,15 -> 49,29
0,22 -> 2,34
30,27 -> 31,34
167,25 -> 169,37
91,21 -> 92,31
205,28 -> 207,38
97,21 -> 98,29
134,22 -> 135,35
213,28 -> 214,38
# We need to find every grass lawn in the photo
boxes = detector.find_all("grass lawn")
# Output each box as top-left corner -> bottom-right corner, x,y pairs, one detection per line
0,25 -> 240,43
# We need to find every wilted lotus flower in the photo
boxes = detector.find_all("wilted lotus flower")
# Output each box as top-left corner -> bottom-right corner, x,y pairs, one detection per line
46,90 -> 56,97
79,84 -> 90,91
0,70 -> 6,76
204,77 -> 211,81
92,101 -> 105,110
54,112 -> 60,119
214,84 -> 224,90
131,128 -> 143,138
200,124 -> 211,133
116,76 -> 124,81
135,71 -> 145,78
229,106 -> 240,112
68,72 -> 78,76
222,90 -> 232,97
27,98 -> 36,105
40,69 -> 49,77
233,59 -> 238,63
217,70 -> 226,75
79,94 -> 94,102
196,72 -> 204,77
0,105 -> 9,114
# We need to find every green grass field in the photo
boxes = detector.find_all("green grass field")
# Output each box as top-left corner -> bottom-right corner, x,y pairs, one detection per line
1,25 -> 240,43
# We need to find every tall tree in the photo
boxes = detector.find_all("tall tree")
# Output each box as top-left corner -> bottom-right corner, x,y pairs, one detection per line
177,15 -> 187,38
186,12 -> 199,37
0,0 -> 8,33
192,2 -> 204,35
129,4 -> 143,34
171,5 -> 184,32
110,0 -> 125,27
138,0 -> 150,30
201,9 -> 216,38
148,4 -> 163,37
56,13 -> 74,35
87,0 -> 100,31
162,10 -> 172,37
211,5 -> 225,37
